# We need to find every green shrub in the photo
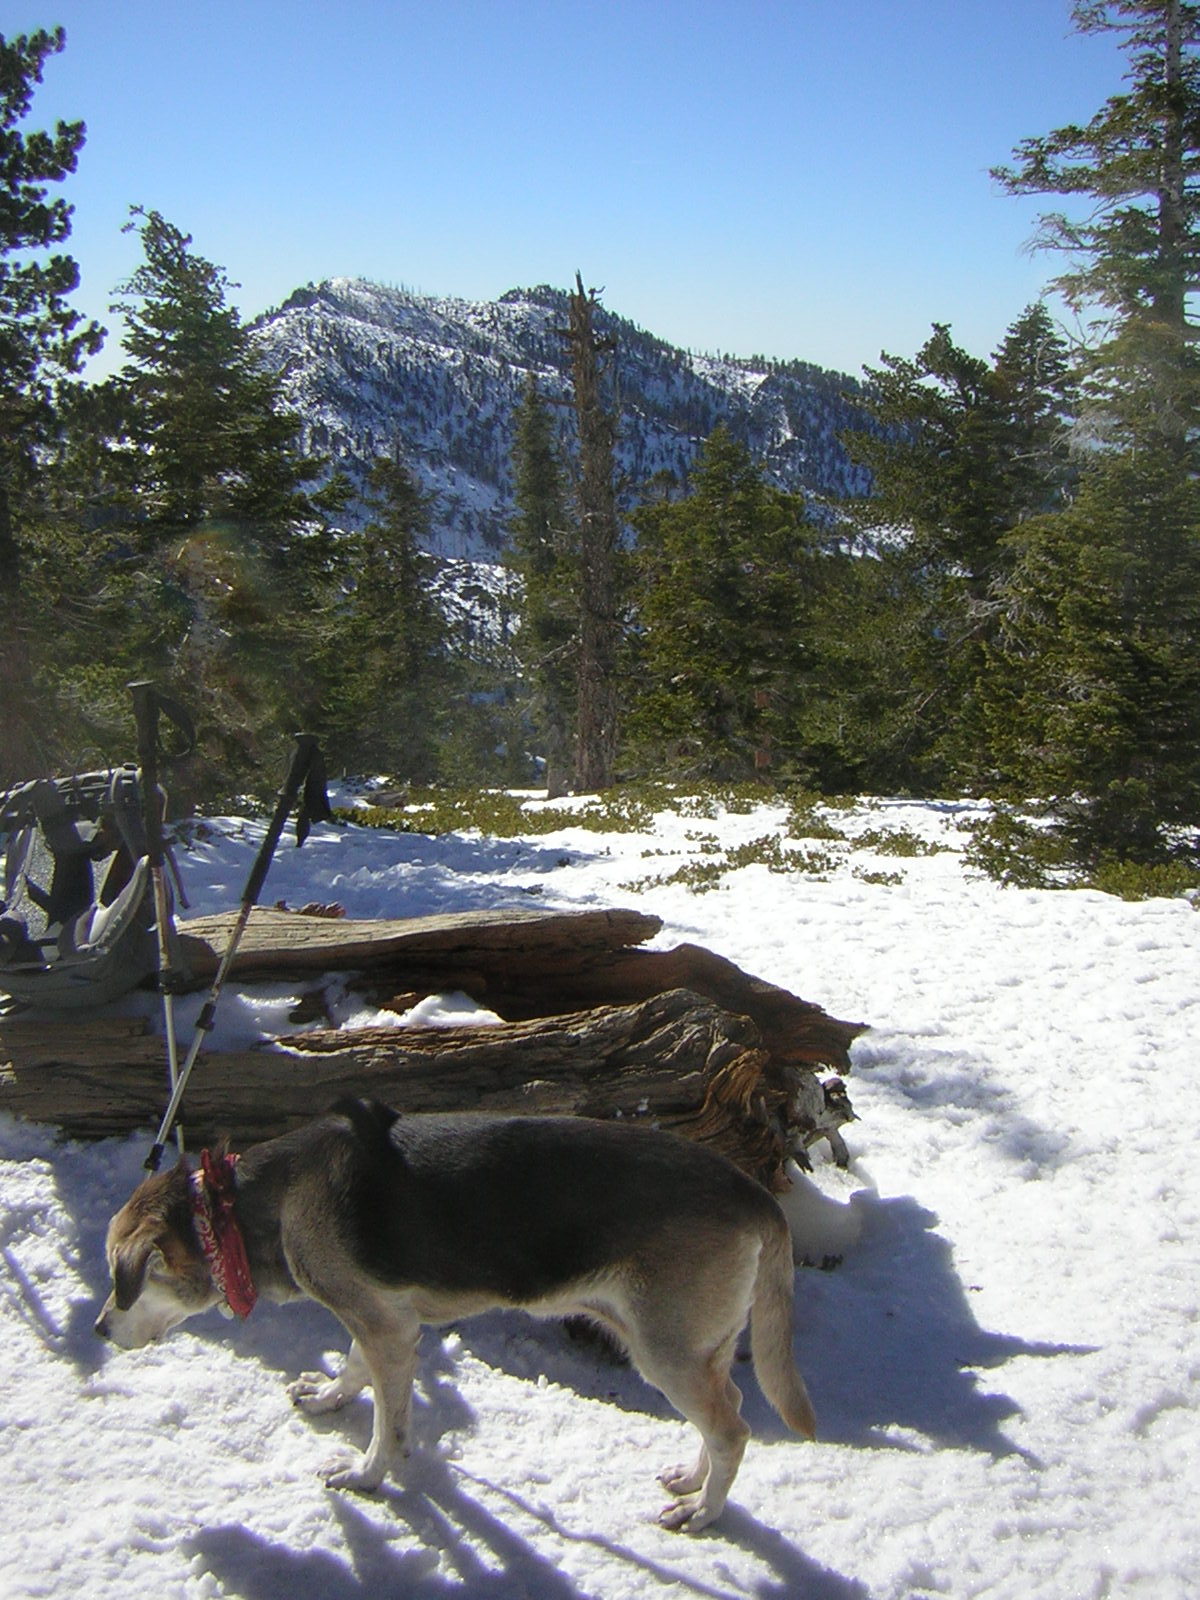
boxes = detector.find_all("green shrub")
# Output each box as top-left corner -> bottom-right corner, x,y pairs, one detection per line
853,867 -> 905,887
961,808 -> 1074,888
855,825 -> 946,858
785,791 -> 849,841
1083,858 -> 1200,902
342,787 -> 655,838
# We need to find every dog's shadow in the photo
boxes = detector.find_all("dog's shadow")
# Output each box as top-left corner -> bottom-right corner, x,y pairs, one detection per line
238,1183 -> 1087,1476
185,1455 -> 872,1600
784,1188 -> 1094,1461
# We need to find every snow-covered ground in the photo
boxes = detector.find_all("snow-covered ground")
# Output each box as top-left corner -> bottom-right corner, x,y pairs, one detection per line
3,792 -> 1198,1600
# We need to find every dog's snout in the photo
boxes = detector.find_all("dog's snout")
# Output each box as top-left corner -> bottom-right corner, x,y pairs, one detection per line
94,1311 -> 111,1340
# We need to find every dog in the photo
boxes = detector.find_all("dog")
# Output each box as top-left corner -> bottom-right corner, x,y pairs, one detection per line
95,1100 -> 816,1531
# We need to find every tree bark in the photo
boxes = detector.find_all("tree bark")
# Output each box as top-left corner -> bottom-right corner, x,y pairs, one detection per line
171,906 -> 863,1075
0,987 -> 856,1188
0,907 -> 866,1186
175,905 -> 663,980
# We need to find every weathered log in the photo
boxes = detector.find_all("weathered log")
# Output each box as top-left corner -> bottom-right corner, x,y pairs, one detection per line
174,907 -> 864,1074
175,906 -> 664,981
0,989 -> 847,1188
0,908 -> 867,1186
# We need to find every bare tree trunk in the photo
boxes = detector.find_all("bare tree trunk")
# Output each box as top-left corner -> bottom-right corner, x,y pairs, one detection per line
0,598 -> 47,786
563,274 -> 620,791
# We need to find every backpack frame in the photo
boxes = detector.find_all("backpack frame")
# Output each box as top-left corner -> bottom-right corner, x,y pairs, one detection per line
0,766 -> 181,1010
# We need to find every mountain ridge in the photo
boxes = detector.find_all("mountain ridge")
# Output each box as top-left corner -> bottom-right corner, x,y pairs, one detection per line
250,277 -> 872,559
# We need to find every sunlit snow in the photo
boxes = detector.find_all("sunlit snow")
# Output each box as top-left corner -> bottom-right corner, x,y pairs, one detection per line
2,793 -> 1197,1599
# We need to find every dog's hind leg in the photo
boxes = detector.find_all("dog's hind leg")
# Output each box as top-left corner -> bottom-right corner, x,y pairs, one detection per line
634,1334 -> 751,1533
320,1307 -> 421,1494
289,1338 -> 371,1415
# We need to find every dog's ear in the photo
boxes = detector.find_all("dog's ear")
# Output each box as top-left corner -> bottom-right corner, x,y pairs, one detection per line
332,1096 -> 401,1150
113,1235 -> 158,1311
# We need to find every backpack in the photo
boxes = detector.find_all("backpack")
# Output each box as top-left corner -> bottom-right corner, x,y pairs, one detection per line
0,766 -> 181,1010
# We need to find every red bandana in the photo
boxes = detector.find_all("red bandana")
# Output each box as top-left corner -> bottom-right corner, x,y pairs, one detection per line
189,1149 -> 258,1318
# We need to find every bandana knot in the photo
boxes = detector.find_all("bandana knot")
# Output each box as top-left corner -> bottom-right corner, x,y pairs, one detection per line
189,1149 -> 258,1318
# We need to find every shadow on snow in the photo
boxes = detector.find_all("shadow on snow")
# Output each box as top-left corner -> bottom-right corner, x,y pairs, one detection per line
186,1461 -> 871,1600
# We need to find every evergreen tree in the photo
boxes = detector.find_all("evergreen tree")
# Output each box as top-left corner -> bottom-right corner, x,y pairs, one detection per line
841,311 -> 1076,789
562,275 -> 621,791
991,302 -> 1080,521
848,314 -> 1075,599
14,206 -> 347,793
507,374 -> 577,795
316,454 -> 446,779
993,0 -> 1200,457
0,27 -> 104,782
0,27 -> 102,590
988,0 -> 1200,860
988,448 -> 1200,858
106,209 -> 330,542
97,212 -> 347,787
629,426 -> 816,780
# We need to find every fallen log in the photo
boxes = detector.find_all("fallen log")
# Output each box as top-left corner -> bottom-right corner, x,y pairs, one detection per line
175,907 -> 864,1074
0,908 -> 867,1187
0,989 -> 852,1188
175,905 -> 664,980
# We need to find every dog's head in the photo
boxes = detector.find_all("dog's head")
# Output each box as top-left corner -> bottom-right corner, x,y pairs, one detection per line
95,1161 -> 221,1348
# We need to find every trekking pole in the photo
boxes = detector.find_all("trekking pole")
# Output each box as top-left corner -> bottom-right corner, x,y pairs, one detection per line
144,734 -> 330,1172
130,681 -> 196,1154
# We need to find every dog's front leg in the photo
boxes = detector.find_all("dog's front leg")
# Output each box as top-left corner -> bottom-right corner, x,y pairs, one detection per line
289,1338 -> 370,1415
321,1311 -> 420,1494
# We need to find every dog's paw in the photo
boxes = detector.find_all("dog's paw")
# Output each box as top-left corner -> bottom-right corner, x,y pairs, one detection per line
658,1461 -> 705,1496
320,1451 -> 385,1495
657,1492 -> 721,1534
289,1373 -> 350,1415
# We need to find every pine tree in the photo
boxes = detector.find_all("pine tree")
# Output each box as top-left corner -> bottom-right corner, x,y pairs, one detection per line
991,302 -> 1080,521
561,275 -> 621,791
0,27 -> 103,781
988,0 -> 1200,860
0,27 -> 102,590
993,0 -> 1200,456
848,315 -> 1075,598
316,454 -> 446,779
74,211 -> 345,794
630,426 -> 816,780
106,209 -> 329,542
841,312 -> 1076,789
507,374 -> 577,795
988,448 -> 1200,858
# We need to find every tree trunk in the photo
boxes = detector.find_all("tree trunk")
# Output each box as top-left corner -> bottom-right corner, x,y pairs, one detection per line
563,274 -> 620,791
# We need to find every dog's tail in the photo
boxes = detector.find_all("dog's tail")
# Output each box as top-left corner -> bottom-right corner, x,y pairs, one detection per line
749,1214 -> 817,1440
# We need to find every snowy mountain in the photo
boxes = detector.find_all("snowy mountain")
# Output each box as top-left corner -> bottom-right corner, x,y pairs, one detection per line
250,279 -> 873,560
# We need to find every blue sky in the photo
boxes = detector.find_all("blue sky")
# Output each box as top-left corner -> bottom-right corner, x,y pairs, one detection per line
11,0 -> 1126,379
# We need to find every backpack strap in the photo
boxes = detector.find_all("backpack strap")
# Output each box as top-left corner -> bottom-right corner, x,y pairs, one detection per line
24,780 -> 101,927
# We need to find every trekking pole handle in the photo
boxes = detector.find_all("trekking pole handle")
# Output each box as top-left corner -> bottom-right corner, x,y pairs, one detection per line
243,735 -> 322,906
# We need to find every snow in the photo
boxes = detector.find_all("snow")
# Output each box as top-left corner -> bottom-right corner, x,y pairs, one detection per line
3,792 -> 1199,1599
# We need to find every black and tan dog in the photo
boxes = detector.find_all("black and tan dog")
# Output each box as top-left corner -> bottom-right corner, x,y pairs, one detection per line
95,1100 -> 816,1531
